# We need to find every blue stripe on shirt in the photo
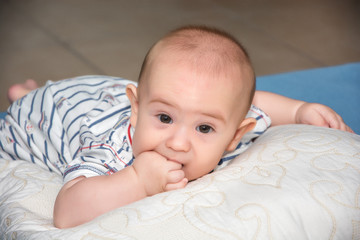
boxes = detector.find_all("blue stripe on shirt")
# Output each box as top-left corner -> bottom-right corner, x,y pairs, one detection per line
0,140 -> 16,160
60,129 -> 66,159
69,131 -> 80,147
28,89 -> 38,119
88,105 -> 131,129
40,86 -> 49,113
66,113 -> 86,134
53,80 -> 109,98
46,104 -> 56,143
61,93 -> 107,123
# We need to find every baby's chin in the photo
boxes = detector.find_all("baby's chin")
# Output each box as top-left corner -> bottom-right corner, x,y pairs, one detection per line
185,170 -> 213,182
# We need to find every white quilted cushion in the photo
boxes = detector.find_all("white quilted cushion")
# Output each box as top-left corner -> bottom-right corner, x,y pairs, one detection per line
0,124 -> 359,239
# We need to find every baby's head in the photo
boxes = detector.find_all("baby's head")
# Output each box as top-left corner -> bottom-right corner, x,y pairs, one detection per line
126,26 -> 257,180
138,26 -> 255,115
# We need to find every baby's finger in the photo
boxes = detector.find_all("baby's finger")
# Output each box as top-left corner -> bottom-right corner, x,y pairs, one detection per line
167,169 -> 185,183
329,115 -> 354,133
166,159 -> 183,170
326,113 -> 341,129
165,178 -> 188,191
334,114 -> 353,133
338,121 -> 348,132
343,123 -> 354,133
346,126 -> 354,133
335,114 -> 346,130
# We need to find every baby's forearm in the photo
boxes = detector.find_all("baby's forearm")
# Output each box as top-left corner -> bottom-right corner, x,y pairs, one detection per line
53,166 -> 146,228
253,91 -> 352,132
253,91 -> 304,126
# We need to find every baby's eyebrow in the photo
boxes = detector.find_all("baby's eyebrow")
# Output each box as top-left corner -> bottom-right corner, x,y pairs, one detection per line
201,111 -> 226,124
149,97 -> 174,108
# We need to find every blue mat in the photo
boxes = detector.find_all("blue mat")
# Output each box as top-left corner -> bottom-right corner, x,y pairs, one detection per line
0,112 -> 6,119
1,63 -> 359,133
257,62 -> 360,134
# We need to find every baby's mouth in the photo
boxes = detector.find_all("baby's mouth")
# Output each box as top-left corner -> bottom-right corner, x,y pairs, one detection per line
157,152 -> 185,167
168,158 -> 184,167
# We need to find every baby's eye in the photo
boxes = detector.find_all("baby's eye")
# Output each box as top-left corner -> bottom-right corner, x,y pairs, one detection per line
196,125 -> 214,134
158,114 -> 173,124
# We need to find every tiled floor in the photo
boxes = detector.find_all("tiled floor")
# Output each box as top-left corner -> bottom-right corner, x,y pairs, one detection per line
1,0 -> 359,111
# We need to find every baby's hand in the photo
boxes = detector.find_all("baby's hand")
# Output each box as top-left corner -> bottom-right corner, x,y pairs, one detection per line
295,103 -> 353,133
132,151 -> 188,196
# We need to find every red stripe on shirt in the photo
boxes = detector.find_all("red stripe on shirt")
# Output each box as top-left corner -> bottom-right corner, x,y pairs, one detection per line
80,144 -> 128,166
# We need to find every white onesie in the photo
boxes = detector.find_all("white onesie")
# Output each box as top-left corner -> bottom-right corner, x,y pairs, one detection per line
0,76 -> 271,183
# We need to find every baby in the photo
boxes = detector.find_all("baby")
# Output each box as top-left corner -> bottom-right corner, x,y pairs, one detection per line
3,26 -> 352,229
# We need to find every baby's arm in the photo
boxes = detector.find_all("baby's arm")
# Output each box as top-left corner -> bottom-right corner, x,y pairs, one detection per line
54,152 -> 187,228
253,91 -> 353,132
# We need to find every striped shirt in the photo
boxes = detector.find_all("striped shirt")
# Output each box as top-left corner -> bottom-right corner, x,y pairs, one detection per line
0,76 -> 271,183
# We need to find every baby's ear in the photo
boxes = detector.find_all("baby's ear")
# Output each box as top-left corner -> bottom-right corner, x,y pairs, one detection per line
126,84 -> 139,128
226,118 -> 257,152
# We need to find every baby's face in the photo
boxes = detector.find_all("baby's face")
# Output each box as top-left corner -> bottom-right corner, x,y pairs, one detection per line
130,57 -> 251,181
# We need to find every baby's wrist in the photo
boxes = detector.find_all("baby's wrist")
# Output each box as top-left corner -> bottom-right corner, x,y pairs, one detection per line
129,164 -> 164,197
126,165 -> 149,198
294,101 -> 307,124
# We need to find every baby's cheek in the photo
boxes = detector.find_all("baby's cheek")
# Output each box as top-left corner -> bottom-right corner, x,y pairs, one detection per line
131,134 -> 155,158
185,163 -> 217,181
130,137 -> 141,158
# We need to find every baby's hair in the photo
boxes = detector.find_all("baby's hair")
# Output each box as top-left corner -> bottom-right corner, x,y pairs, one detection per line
138,25 -> 256,106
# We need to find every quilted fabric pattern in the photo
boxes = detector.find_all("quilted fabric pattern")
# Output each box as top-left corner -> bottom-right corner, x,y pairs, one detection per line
0,125 -> 359,239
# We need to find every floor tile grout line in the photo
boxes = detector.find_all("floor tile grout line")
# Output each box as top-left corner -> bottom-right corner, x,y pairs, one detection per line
8,2 -> 107,76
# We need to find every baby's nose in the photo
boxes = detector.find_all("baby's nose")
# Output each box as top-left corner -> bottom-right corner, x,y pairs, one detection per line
165,127 -> 191,152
